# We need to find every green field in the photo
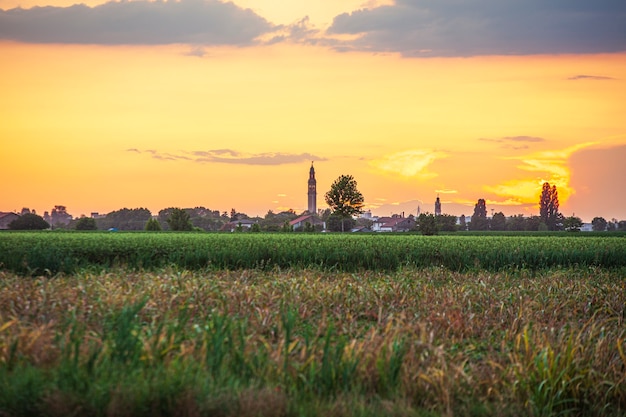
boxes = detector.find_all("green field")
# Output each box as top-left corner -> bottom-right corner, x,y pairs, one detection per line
0,233 -> 625,416
1,232 -> 625,275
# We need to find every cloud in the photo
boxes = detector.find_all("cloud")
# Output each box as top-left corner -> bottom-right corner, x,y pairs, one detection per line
370,149 -> 447,178
327,0 -> 626,56
484,142 -> 598,205
129,148 -> 326,165
567,74 -> 617,81
435,189 -> 457,194
0,0 -> 274,45
479,135 -> 546,150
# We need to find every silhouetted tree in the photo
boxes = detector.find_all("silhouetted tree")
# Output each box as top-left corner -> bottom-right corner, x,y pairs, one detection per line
491,212 -> 506,231
563,215 -> 583,232
8,213 -> 49,230
325,174 -> 364,232
75,217 -> 97,230
591,217 -> 607,232
144,218 -> 162,231
539,182 -> 561,231
417,213 -> 438,235
458,214 -> 467,231
469,199 -> 488,231
435,214 -> 457,232
167,208 -> 193,231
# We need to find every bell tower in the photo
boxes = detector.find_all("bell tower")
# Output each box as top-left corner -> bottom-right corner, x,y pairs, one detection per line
308,162 -> 317,214
435,194 -> 441,216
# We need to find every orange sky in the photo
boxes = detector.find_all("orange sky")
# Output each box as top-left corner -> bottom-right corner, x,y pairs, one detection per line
1,0 -> 625,221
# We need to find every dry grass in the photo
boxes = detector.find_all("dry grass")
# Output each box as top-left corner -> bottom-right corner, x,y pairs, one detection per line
0,267 -> 625,416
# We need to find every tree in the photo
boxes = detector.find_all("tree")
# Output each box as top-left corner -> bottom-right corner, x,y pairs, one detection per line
324,174 -> 365,232
563,215 -> 583,232
166,208 -> 193,231
326,214 -> 356,232
50,205 -> 72,228
539,182 -> 560,231
75,217 -> 97,230
435,214 -> 457,232
8,213 -> 49,230
144,218 -> 162,231
417,213 -> 438,235
458,214 -> 467,231
591,217 -> 607,232
469,199 -> 488,231
101,208 -> 152,230
491,212 -> 506,231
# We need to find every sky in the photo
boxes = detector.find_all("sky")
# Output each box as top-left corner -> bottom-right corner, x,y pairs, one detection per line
1,0 -> 625,222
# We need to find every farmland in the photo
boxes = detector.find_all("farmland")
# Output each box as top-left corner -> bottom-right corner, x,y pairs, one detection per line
0,232 -> 625,416
1,232 -> 625,275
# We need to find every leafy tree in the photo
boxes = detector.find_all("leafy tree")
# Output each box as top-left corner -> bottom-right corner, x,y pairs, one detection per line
417,213 -> 438,235
250,223 -> 261,233
458,214 -> 467,231
539,182 -> 561,231
166,208 -> 193,231
8,213 -> 49,230
260,210 -> 298,232
469,199 -> 488,231
324,174 -> 365,232
591,217 -> 607,232
491,212 -> 506,231
144,218 -> 162,231
524,215 -> 543,231
506,214 -> 525,231
281,220 -> 293,232
435,214 -> 457,232
101,208 -> 152,230
75,217 -> 97,230
563,215 -> 584,232
326,214 -> 356,232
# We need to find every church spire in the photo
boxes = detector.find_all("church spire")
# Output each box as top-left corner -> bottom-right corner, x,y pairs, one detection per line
308,162 -> 317,214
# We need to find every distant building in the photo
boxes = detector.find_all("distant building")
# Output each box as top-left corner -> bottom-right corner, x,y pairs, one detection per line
290,214 -> 325,231
0,212 -> 20,229
372,214 -> 416,232
308,162 -> 317,214
435,195 -> 441,216
220,219 -> 258,232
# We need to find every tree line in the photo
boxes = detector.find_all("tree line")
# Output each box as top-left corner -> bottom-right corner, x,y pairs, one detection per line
5,178 -> 626,233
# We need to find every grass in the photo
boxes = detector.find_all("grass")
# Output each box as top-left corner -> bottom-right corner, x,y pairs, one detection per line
1,267 -> 624,416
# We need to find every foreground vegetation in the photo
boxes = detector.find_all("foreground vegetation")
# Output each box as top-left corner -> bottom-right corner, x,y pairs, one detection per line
0,268 -> 624,416
1,232 -> 625,275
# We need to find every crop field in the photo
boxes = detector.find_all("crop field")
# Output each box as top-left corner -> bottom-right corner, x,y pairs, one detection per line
1,232 -> 625,274
0,232 -> 625,416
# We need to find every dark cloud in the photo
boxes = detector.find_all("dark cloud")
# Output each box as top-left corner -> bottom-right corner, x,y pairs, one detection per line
129,148 -> 326,165
0,0 -> 274,45
327,0 -> 626,56
567,74 -> 617,81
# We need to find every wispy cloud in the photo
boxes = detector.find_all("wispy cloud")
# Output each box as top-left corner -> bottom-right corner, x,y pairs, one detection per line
567,74 -> 616,81
0,0 -> 274,45
129,148 -> 325,166
370,149 -> 447,179
484,142 -> 598,204
479,135 -> 546,150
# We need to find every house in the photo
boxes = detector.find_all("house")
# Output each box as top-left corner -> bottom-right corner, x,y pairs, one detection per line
372,215 -> 416,232
289,214 -> 325,231
0,212 -> 19,229
220,219 -> 258,232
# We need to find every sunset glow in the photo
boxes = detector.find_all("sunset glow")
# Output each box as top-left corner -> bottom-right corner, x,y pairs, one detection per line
1,0 -> 625,221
